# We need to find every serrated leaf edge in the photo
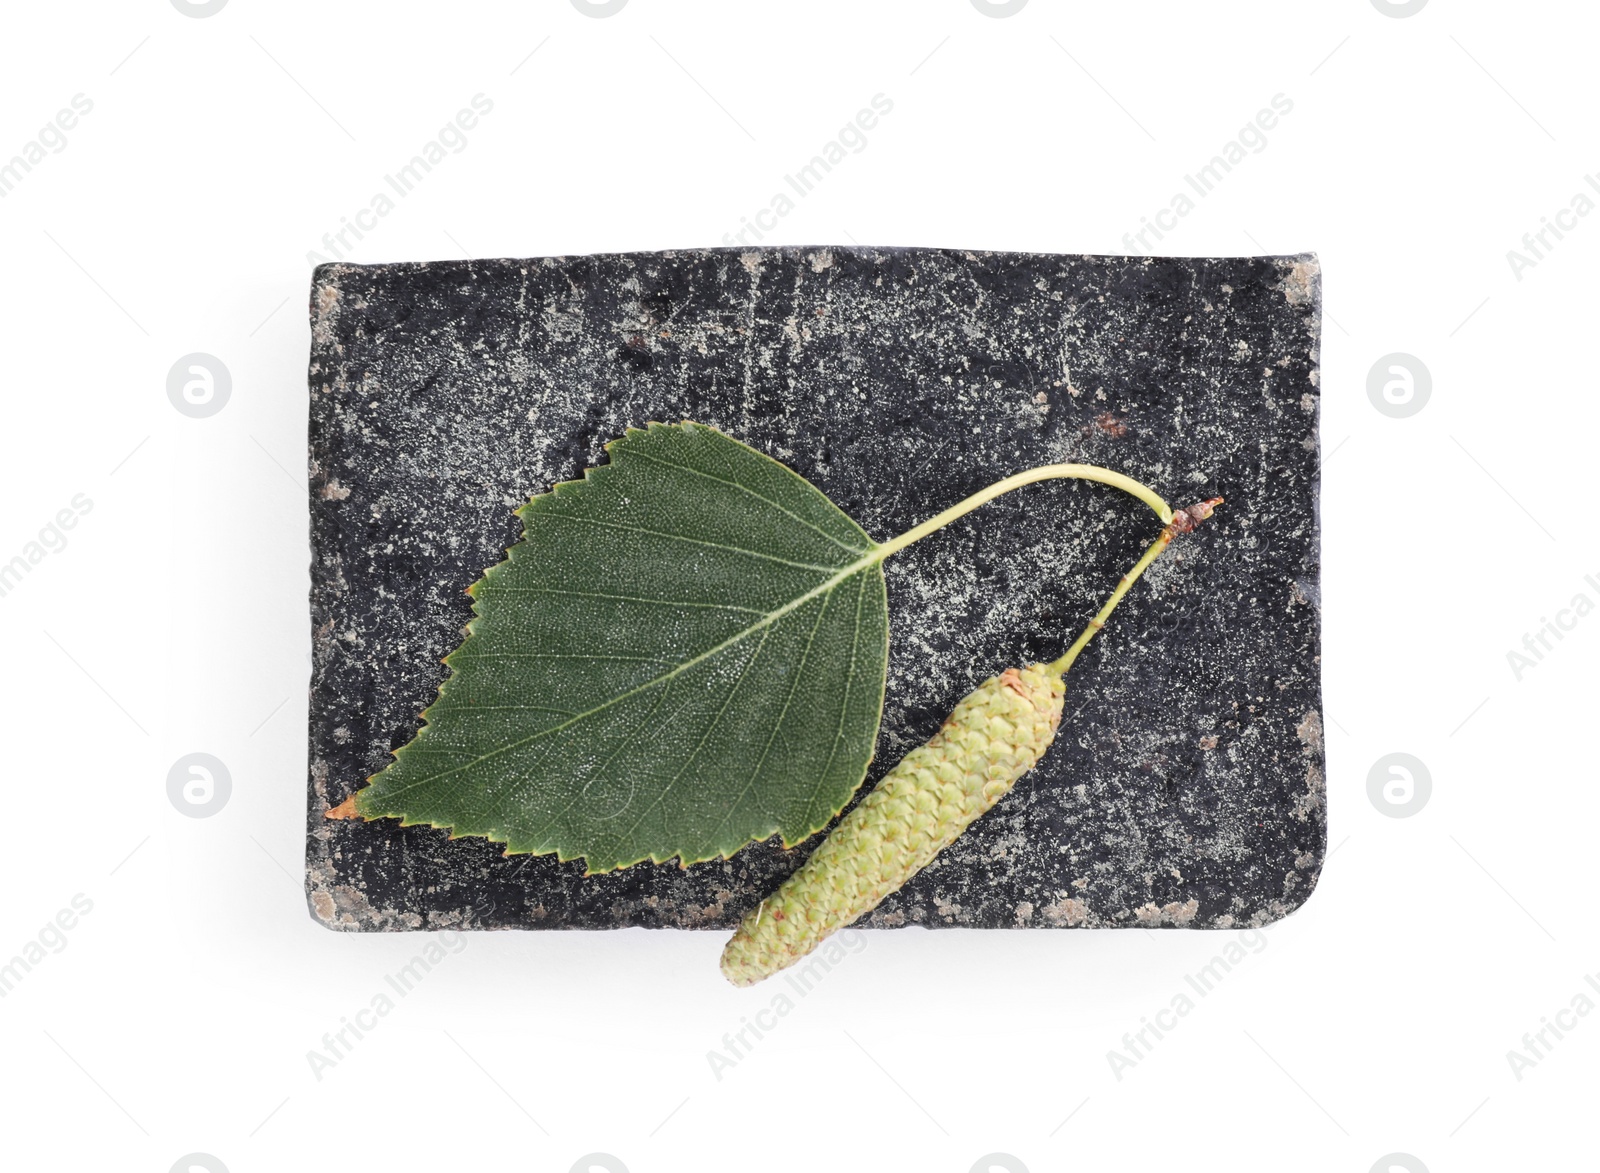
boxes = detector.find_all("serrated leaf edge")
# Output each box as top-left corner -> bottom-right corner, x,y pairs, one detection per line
342,421 -> 890,875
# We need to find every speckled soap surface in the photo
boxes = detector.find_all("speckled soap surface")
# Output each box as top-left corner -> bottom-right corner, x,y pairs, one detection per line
305,247 -> 1324,934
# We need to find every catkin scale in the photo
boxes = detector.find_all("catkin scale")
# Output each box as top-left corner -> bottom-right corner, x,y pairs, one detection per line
720,663 -> 1067,987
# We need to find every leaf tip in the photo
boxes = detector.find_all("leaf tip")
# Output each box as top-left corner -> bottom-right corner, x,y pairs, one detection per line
325,794 -> 362,821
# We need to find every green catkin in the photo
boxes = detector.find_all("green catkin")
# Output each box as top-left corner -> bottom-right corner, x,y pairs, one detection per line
720,663 -> 1067,987
719,496 -> 1221,987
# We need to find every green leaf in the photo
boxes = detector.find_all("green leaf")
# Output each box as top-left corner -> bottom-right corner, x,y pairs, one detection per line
354,422 -> 889,874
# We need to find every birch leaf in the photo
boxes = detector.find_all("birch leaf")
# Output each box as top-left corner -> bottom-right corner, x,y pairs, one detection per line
350,422 -> 889,874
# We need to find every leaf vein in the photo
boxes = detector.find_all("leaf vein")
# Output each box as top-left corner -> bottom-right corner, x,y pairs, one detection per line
531,511 -> 848,572
372,557 -> 884,806
448,653 -> 673,663
708,585 -> 834,843
602,625 -> 776,865
622,447 -> 865,555
801,569 -> 867,835
476,587 -> 767,615
517,677 -> 676,846
447,705 -> 579,716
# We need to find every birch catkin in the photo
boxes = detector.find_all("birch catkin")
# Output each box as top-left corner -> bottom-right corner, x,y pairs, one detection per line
719,496 -> 1223,987
720,663 -> 1067,987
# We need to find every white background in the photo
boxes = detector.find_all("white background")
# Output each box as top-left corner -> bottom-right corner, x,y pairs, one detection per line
1,2 -> 1594,1171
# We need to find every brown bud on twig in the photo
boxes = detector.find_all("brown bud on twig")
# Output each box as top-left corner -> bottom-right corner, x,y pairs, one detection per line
1170,496 -> 1224,534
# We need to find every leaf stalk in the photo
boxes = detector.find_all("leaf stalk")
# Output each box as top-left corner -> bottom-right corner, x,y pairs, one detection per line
873,463 -> 1172,561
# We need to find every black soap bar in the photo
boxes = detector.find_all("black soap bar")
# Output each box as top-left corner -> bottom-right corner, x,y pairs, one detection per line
305,247 -> 1324,934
